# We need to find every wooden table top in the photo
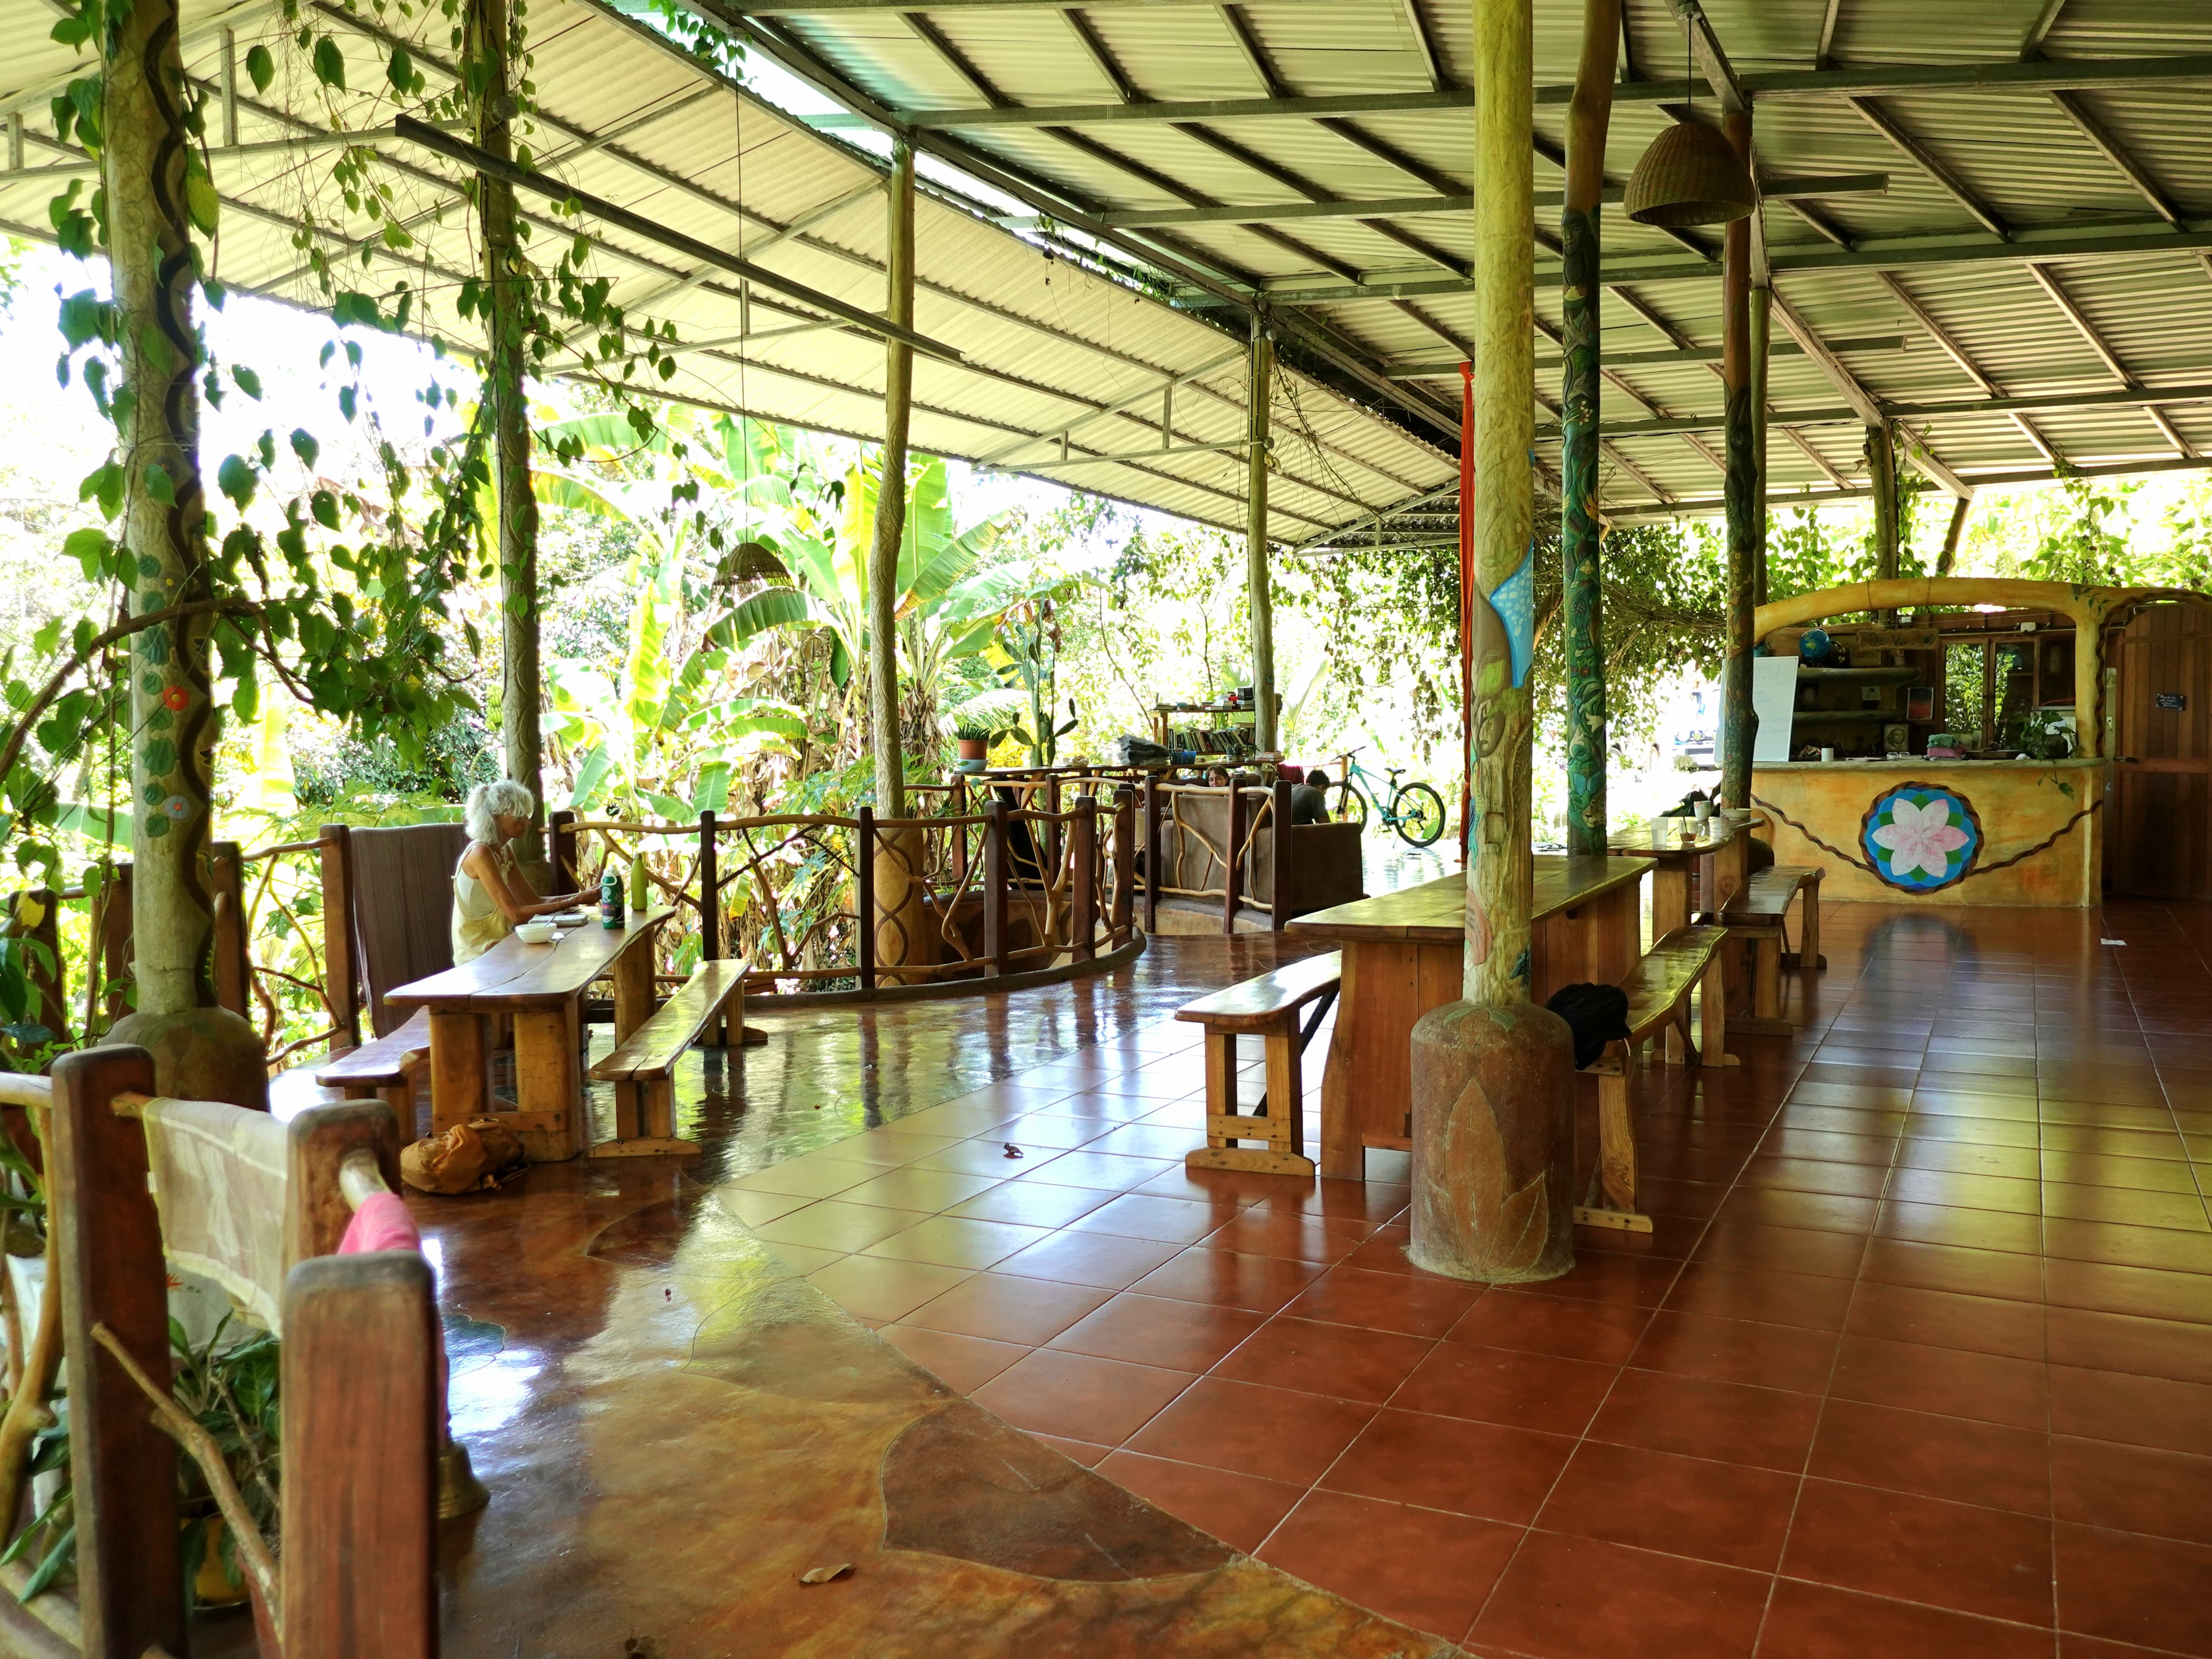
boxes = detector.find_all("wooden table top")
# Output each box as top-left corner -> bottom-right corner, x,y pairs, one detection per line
1605,816 -> 1747,864
1286,855 -> 1652,945
387,906 -> 675,1011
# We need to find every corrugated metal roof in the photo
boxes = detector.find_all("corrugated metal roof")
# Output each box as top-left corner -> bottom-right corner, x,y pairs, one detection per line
5,0 -> 2210,543
0,0 -> 1454,543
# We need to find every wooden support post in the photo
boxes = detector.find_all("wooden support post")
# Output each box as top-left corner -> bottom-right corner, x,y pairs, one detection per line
210,841 -> 250,1021
1248,319 -> 1277,754
1112,785 -> 1136,943
51,1045 -> 187,1659
856,806 -> 878,990
1223,779 -> 1247,935
1721,106 -> 1759,812
1070,795 -> 1098,961
1142,778 -> 1161,933
697,809 -> 723,1044
1561,0 -> 1619,858
1407,0 -> 1575,1288
101,862 -> 133,1028
868,140 -> 917,820
1750,281 -> 1773,609
1867,419 -> 1901,615
319,824 -> 362,1050
100,0 -> 264,1100
982,796 -> 1008,976
469,0 -> 546,885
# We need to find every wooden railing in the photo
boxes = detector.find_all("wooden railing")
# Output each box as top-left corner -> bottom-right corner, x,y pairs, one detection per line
3,780 -> 1150,1074
549,783 -> 1139,996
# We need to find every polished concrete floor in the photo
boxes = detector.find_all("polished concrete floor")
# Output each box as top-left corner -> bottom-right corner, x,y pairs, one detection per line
403,898 -> 2212,1659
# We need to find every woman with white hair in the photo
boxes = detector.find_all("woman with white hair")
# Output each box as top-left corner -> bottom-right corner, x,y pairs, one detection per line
452,780 -> 592,963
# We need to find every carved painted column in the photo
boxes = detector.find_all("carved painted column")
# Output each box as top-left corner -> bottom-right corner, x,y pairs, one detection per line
1561,0 -> 1619,858
1407,0 -> 1575,1286
102,0 -> 266,1102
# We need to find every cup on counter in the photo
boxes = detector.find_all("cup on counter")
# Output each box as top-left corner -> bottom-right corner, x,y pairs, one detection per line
1819,747 -> 1838,762
1691,799 -> 1713,824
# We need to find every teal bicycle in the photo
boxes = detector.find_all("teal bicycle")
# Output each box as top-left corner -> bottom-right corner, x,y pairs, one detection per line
1327,748 -> 1448,848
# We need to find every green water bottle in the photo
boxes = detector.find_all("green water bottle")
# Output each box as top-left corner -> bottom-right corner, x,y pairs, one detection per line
629,856 -> 648,913
599,868 -> 623,928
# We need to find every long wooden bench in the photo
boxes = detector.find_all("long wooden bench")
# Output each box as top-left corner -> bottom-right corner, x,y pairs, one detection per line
1575,924 -> 1734,1236
1174,950 -> 1340,1177
314,1004 -> 433,1114
1722,865 -> 1826,1035
587,958 -> 749,1157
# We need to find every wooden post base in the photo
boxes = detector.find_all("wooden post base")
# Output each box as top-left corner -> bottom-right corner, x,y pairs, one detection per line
1573,1203 -> 1654,1233
1185,1145 -> 1316,1177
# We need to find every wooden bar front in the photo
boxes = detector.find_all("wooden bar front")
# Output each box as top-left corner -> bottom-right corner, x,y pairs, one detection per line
1287,856 -> 1650,1179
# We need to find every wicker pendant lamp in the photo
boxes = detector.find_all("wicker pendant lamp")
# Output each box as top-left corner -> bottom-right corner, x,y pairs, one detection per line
1623,119 -> 1757,226
1623,13 -> 1757,227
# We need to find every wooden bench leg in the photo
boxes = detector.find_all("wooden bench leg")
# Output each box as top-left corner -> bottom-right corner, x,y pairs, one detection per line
1755,932 -> 1782,1021
1798,878 -> 1825,970
1187,1021 -> 1316,1178
1573,1046 -> 1651,1234
1698,954 -> 1740,1068
427,1010 -> 488,1139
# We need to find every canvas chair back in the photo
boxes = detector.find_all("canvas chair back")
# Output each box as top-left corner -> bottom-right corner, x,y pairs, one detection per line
42,1048 -> 436,1659
350,822 -> 470,1036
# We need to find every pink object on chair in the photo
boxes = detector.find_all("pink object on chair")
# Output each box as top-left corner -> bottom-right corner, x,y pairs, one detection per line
339,1190 -> 422,1256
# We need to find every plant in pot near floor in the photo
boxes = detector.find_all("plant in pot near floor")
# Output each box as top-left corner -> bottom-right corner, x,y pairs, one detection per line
3,1315 -> 282,1635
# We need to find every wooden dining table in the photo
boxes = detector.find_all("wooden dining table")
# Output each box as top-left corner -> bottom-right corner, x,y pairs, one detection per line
1286,855 -> 1652,1179
386,906 -> 674,1162
1605,814 -> 1750,937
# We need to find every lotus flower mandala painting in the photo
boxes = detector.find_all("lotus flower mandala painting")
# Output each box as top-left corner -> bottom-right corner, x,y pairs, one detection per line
1860,784 -> 1983,892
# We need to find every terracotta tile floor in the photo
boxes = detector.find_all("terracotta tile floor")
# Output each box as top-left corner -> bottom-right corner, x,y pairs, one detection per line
722,900 -> 2212,1657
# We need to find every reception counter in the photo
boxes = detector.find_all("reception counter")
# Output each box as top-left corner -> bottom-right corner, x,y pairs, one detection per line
1750,757 -> 2106,907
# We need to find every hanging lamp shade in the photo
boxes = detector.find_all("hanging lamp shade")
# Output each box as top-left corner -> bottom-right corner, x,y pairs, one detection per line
1622,120 -> 1757,227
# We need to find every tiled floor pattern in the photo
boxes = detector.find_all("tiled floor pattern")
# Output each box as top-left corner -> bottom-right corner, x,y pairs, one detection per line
718,901 -> 2212,1658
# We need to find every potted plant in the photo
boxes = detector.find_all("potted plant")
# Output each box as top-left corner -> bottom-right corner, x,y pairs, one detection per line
943,688 -> 1030,773
950,706 -> 997,770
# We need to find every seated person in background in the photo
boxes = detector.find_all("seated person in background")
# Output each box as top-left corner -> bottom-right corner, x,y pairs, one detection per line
1291,769 -> 1332,824
452,780 -> 594,963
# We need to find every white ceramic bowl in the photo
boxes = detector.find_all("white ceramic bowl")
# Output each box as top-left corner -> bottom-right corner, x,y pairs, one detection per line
515,921 -> 558,946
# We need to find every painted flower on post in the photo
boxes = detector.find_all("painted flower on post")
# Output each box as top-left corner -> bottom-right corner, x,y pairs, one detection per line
161,685 -> 190,712
1869,797 -> 1969,879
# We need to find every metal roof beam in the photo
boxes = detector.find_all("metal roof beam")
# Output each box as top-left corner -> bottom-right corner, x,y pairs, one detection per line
1384,334 -> 1906,378
902,13 -> 1012,107
1216,4 -> 1289,99
2020,0 -> 2070,59
2025,262 -> 2197,457
883,54 -> 2212,128
1399,0 -> 1448,94
985,173 -> 1884,230
1815,0 -> 1843,68
1528,380 -> 2212,438
1061,8 -> 1144,103
2049,90 -> 2186,228
1846,97 -> 2008,238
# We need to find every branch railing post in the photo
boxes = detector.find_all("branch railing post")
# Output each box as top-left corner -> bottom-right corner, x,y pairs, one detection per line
1142,778 -> 1161,933
697,810 -> 723,1044
1270,778 -> 1294,932
319,825 -> 361,1051
1070,795 -> 1098,962
101,862 -> 134,1029
983,797 -> 1008,978
1222,778 -> 1247,936
855,807 -> 878,991
210,841 -> 251,1021
549,810 -> 577,893
1112,786 -> 1135,945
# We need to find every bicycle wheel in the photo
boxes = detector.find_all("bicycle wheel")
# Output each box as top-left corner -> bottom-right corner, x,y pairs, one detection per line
1392,782 -> 1447,847
1331,782 -> 1371,832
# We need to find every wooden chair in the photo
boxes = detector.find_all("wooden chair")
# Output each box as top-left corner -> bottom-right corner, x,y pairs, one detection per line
349,822 -> 470,1039
1174,951 -> 1340,1177
29,1047 -> 437,1659
1575,925 -> 1734,1235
